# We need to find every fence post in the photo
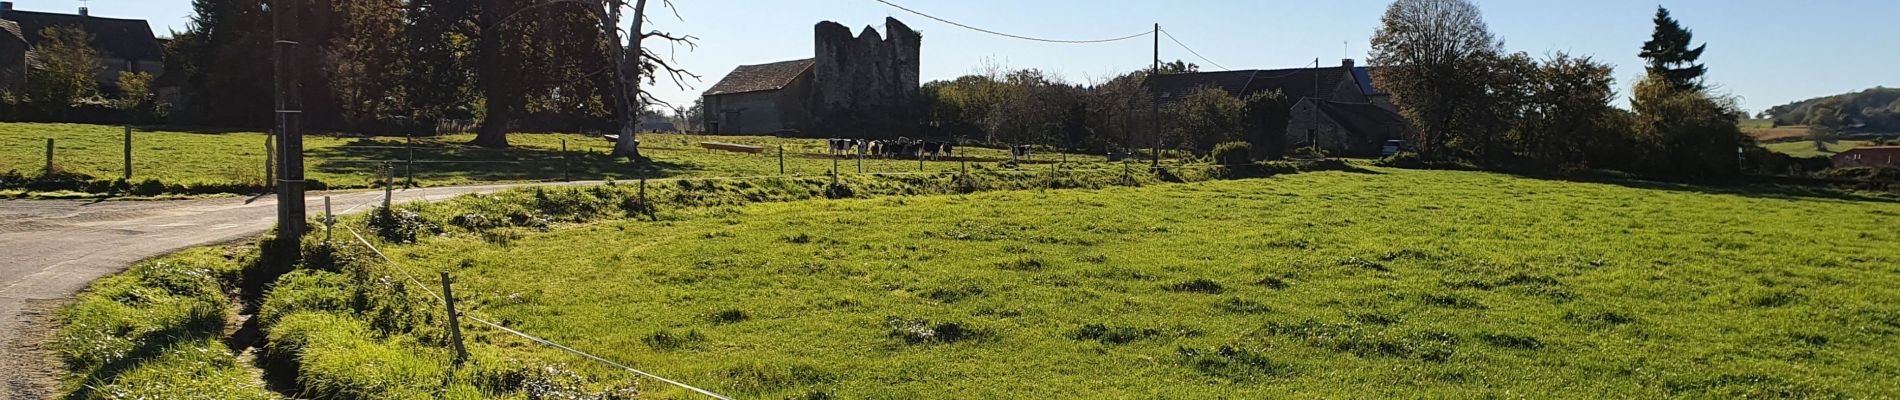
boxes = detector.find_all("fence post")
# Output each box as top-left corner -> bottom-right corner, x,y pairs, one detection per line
323,196 -> 333,243
382,162 -> 394,210
960,146 -> 966,176
43,138 -> 53,174
561,139 -> 571,182
919,151 -> 925,172
778,146 -> 785,176
857,150 -> 862,174
440,272 -> 468,365
405,132 -> 416,187
833,153 -> 839,178
1123,161 -> 1131,186
123,126 -> 133,179
639,176 -> 655,221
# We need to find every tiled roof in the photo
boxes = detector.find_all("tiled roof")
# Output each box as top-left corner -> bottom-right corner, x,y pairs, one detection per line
4,9 -> 165,61
1150,66 -> 1377,102
1316,100 -> 1406,137
704,59 -> 814,96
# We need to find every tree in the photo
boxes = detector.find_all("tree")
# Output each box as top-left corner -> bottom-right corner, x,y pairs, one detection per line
1162,86 -> 1248,153
403,0 -> 479,133
605,0 -> 698,159
1631,73 -> 1745,178
1369,0 -> 1503,160
1153,60 -> 1200,74
1638,7 -> 1707,91
1510,53 -> 1622,168
23,26 -> 101,114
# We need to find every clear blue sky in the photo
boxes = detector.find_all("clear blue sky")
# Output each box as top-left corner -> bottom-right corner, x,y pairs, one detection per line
18,0 -> 1898,114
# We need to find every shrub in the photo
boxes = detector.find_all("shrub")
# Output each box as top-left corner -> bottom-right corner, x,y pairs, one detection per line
1211,141 -> 1252,165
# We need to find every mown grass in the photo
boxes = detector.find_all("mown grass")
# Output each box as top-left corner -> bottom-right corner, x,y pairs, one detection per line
0,122 -> 1108,197
258,166 -> 1900,398
1764,139 -> 1877,158
54,246 -> 280,399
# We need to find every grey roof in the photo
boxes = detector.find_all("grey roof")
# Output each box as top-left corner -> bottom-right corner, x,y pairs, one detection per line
704,59 -> 814,96
1316,100 -> 1406,137
1151,66 -> 1379,103
3,9 -> 165,61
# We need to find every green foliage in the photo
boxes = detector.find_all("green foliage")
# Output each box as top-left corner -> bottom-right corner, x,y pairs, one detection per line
56,247 -> 279,399
1163,87 -> 1249,153
1763,87 -> 1900,132
1638,7 -> 1709,91
1211,141 -> 1252,165
1370,0 -> 1502,160
1632,73 -> 1748,178
21,26 -> 102,115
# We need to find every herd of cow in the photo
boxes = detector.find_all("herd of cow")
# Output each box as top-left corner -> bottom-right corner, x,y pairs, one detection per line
827,138 -> 957,160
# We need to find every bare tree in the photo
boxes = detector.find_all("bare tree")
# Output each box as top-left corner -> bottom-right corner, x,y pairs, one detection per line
603,0 -> 697,160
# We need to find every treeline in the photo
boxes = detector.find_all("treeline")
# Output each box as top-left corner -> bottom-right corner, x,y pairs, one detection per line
0,26 -> 160,123
921,61 -> 1285,158
165,0 -> 616,135
1761,87 -> 1900,133
1371,0 -> 1752,179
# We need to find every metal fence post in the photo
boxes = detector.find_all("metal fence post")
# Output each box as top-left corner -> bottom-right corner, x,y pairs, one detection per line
123,126 -> 133,179
43,138 -> 53,174
440,272 -> 468,365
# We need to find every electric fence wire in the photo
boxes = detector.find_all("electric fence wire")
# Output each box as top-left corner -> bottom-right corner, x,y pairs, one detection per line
341,224 -> 735,400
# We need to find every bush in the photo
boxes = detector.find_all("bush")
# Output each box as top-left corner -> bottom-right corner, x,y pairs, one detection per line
1288,146 -> 1329,160
1211,141 -> 1252,165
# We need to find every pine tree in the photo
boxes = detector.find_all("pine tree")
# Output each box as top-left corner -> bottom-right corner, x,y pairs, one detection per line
1638,7 -> 1707,91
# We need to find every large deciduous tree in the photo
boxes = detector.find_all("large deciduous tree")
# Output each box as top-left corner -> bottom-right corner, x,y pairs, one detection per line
1369,0 -> 1503,160
22,26 -> 101,112
1638,7 -> 1707,91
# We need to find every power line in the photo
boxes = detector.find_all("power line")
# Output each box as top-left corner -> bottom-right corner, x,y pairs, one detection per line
1159,29 -> 1229,71
871,0 -> 1151,44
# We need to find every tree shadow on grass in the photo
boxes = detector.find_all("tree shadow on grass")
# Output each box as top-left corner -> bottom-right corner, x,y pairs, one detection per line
1482,168 -> 1900,205
310,140 -> 696,186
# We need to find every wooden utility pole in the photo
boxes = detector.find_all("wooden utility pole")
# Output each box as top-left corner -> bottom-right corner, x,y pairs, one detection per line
1151,23 -> 1161,171
273,0 -> 307,246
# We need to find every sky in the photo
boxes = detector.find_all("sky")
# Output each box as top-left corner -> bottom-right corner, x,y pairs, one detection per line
13,0 -> 1898,114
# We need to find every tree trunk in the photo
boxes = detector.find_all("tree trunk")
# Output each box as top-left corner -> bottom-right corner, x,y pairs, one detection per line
471,0 -> 511,148
609,0 -> 647,160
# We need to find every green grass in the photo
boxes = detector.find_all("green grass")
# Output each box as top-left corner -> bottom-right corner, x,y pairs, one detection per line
55,246 -> 281,399
273,167 -> 1900,398
1763,139 -> 1874,158
1,122 -> 1104,196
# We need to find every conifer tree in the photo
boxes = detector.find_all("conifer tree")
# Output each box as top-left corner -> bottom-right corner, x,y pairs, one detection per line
1638,7 -> 1708,91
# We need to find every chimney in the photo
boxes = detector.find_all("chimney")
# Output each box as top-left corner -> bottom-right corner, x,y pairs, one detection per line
1341,58 -> 1355,71
1,2 -> 12,18
79,6 -> 89,17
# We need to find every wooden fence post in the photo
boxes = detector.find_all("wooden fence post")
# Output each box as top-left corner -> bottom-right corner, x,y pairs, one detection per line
323,196 -> 333,243
440,272 -> 468,365
778,146 -> 785,176
264,134 -> 274,185
561,139 -> 571,182
382,162 -> 394,210
43,138 -> 53,174
123,126 -> 133,179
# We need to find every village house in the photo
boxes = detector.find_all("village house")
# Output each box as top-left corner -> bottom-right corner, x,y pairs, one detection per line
1149,59 -> 1406,158
1833,145 -> 1900,168
703,18 -> 921,137
0,2 -> 166,93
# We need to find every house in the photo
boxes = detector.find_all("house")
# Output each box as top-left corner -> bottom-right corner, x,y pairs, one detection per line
0,2 -> 166,93
1833,146 -> 1900,168
703,18 -> 921,137
1149,59 -> 1406,157
0,19 -> 25,91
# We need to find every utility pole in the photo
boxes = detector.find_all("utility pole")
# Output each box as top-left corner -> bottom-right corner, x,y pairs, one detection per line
1151,23 -> 1161,171
272,0 -> 307,249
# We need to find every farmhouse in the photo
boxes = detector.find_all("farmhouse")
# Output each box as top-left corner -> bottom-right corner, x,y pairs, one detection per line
1832,145 -> 1900,168
0,2 -> 166,93
1149,59 -> 1407,158
703,18 -> 922,138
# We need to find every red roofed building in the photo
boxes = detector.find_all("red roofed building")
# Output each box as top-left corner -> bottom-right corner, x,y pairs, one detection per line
1833,146 -> 1900,168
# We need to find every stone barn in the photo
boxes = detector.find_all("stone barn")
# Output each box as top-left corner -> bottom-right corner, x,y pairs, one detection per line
1150,59 -> 1407,158
704,18 -> 922,137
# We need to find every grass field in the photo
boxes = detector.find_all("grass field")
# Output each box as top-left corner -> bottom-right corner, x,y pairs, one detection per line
253,167 -> 1900,398
1744,125 -> 1812,143
1762,139 -> 1875,158
0,123 -> 1098,196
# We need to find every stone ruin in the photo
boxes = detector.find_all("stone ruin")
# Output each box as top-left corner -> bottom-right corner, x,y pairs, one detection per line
812,18 -> 922,138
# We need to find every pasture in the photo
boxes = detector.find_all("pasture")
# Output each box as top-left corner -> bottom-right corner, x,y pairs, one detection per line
296,168 -> 1899,398
1763,139 -> 1875,158
0,123 -> 1089,196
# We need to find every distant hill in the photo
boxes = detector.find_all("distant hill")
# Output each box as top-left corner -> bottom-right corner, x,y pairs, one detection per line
1760,88 -> 1900,132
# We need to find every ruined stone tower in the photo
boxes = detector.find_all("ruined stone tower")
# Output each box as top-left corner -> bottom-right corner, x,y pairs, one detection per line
811,18 -> 922,138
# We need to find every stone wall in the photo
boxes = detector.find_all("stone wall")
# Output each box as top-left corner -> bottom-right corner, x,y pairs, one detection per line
812,17 -> 921,138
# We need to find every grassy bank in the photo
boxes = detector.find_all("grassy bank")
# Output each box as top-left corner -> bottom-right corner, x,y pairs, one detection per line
270,166 -> 1898,398
59,161 -> 1308,398
55,246 -> 280,399
1,123 -> 1111,198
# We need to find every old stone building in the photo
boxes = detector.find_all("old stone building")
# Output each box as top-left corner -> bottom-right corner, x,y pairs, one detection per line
1150,59 -> 1406,157
0,2 -> 166,93
703,18 -> 922,137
